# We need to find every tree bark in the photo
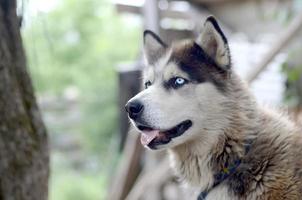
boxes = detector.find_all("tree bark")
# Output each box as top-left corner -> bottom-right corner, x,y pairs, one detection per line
0,0 -> 49,199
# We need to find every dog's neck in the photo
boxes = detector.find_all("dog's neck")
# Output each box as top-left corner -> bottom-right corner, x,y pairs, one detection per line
169,75 -> 258,192
169,136 -> 220,191
169,131 -> 250,192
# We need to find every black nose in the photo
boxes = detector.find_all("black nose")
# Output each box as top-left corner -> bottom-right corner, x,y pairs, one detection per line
125,100 -> 144,120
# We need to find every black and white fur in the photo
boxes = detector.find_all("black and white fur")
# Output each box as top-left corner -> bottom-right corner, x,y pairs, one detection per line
125,16 -> 302,199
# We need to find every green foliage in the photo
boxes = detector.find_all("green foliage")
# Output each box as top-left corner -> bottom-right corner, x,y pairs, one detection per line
282,63 -> 302,82
22,0 -> 141,199
24,0 -> 140,94
282,51 -> 302,107
50,153 -> 107,200
23,0 -> 140,152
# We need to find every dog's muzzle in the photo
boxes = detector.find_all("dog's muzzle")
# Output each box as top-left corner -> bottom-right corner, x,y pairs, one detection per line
125,99 -> 193,149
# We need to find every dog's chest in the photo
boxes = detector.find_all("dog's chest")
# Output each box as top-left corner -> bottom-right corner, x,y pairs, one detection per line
205,184 -> 233,200
170,154 -> 236,200
170,151 -> 214,189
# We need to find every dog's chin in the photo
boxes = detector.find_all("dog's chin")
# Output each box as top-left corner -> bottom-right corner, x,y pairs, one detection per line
133,120 -> 193,150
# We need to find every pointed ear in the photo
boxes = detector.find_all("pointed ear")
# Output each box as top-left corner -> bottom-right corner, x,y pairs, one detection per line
197,16 -> 231,70
143,30 -> 167,65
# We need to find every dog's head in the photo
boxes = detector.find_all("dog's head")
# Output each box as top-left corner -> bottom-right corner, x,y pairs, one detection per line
126,16 -> 233,150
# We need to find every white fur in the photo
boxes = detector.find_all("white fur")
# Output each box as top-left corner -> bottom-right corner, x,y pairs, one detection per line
206,185 -> 233,200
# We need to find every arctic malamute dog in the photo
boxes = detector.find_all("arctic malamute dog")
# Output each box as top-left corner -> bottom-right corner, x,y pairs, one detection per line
125,16 -> 302,200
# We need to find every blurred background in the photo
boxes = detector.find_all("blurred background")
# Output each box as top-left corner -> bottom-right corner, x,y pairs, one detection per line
19,0 -> 302,199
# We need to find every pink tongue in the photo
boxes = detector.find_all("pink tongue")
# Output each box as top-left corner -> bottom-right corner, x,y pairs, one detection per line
140,130 -> 160,146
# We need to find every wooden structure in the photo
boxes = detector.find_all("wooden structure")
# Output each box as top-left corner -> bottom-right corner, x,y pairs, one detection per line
117,63 -> 141,151
109,0 -> 302,199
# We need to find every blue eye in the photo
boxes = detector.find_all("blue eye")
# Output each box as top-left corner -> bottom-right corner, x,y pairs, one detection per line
175,77 -> 185,85
171,77 -> 188,89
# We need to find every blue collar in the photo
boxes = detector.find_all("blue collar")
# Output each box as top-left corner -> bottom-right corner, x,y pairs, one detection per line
197,140 -> 252,200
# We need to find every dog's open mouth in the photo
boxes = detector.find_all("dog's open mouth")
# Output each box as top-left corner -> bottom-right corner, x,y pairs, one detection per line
136,120 -> 192,149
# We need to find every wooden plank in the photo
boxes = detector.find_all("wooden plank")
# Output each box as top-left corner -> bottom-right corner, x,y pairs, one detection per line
125,159 -> 171,200
108,64 -> 143,200
108,129 -> 144,200
115,3 -> 192,20
115,3 -> 233,35
188,0 -> 248,3
115,3 -> 141,15
144,0 -> 160,32
117,63 -> 141,151
246,12 -> 302,83
185,0 -> 290,4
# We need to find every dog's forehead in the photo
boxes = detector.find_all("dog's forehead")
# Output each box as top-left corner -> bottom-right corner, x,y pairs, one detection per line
145,41 -> 196,78
144,39 -> 227,91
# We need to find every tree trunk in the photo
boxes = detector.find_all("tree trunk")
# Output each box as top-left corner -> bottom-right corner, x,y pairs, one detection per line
0,0 -> 49,199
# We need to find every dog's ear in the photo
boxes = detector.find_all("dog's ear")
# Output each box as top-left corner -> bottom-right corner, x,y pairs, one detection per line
197,16 -> 231,70
144,30 -> 167,65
